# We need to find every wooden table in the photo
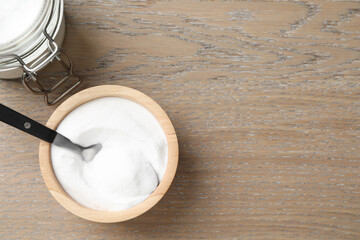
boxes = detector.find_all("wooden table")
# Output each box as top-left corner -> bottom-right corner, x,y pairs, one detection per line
1,0 -> 359,239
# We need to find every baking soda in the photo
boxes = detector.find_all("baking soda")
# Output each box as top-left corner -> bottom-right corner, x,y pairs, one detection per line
51,97 -> 168,211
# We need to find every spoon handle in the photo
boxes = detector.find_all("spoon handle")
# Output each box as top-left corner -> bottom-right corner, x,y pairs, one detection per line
0,103 -> 56,143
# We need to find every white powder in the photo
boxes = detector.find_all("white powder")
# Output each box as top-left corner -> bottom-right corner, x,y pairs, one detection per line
51,97 -> 168,211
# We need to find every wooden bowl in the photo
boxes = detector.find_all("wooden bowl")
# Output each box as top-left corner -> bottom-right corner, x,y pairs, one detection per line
39,85 -> 178,223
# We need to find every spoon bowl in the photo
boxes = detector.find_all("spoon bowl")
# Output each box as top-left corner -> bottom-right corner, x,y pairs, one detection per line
52,133 -> 102,162
81,143 -> 102,162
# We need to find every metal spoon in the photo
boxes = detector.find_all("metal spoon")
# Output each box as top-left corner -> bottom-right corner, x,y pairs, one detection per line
0,103 -> 101,162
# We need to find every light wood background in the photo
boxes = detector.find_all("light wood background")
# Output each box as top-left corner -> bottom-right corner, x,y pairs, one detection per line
0,0 -> 359,239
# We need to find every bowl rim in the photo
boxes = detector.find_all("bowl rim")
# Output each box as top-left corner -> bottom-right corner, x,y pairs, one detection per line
38,85 -> 179,223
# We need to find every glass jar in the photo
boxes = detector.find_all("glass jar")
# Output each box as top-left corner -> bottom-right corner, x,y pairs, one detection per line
0,0 -> 80,105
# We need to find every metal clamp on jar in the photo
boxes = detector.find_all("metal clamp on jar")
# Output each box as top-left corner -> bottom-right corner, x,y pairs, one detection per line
0,0 -> 81,106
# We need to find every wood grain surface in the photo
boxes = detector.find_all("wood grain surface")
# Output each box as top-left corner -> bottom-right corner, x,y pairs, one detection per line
1,0 -> 360,239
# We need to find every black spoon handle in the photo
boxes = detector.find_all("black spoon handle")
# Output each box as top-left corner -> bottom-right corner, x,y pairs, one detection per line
0,103 -> 57,143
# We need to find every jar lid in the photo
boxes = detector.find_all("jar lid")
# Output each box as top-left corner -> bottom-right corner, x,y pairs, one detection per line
0,0 -> 63,78
0,0 -> 80,106
0,0 -> 48,49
